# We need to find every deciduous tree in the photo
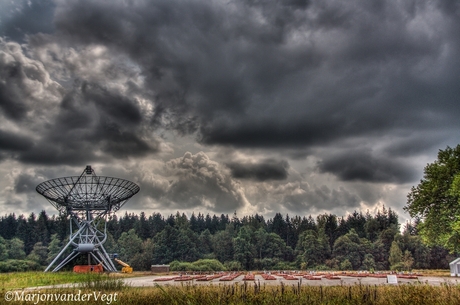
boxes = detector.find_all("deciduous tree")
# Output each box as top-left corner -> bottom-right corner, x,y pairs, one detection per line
389,241 -> 403,271
406,145 -> 460,252
8,237 -> 26,260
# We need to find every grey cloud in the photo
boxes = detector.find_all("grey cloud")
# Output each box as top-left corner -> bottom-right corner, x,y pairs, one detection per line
4,0 -> 460,159
81,82 -> 142,126
14,172 -> 41,193
247,181 -> 361,215
19,143 -> 98,165
0,129 -> 34,152
0,39 -> 160,165
1,0 -> 460,219
23,0 -> 458,181
0,51 -> 33,120
0,82 -> 28,120
0,39 -> 64,120
20,83 -> 158,164
50,0 -> 319,119
199,120 -> 341,148
226,159 -> 289,181
157,152 -> 247,212
138,176 -> 168,201
317,150 -> 417,183
44,0 -> 460,161
284,185 -> 360,212
383,135 -> 446,158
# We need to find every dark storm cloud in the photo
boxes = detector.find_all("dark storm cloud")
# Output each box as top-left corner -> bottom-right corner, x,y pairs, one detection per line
45,0 -> 460,161
145,152 -> 248,212
317,150 -> 417,183
0,129 -> 33,152
383,135 -> 445,158
0,39 -> 64,119
0,36 -> 159,165
0,56 -> 33,120
50,0 -> 323,123
1,0 -> 460,219
81,82 -> 142,126
226,159 -> 289,181
199,120 -> 344,148
0,83 -> 28,120
14,172 -> 41,193
18,82 -> 158,165
75,82 -> 155,158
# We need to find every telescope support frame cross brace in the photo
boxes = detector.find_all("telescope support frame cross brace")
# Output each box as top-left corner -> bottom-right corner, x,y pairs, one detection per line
45,209 -> 117,272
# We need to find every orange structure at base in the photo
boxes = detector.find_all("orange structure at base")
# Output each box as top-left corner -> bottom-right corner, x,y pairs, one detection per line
73,264 -> 104,273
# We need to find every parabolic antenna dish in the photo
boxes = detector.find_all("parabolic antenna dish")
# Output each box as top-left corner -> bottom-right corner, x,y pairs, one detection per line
36,166 -> 140,213
36,166 -> 140,272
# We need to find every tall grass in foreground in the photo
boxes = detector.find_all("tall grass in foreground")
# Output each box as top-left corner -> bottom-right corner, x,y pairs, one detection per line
78,273 -> 126,291
0,272 -> 124,290
128,282 -> 460,305
3,282 -> 460,305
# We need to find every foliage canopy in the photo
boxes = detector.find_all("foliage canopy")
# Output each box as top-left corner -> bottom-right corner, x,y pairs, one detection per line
0,205 -> 452,271
406,145 -> 460,252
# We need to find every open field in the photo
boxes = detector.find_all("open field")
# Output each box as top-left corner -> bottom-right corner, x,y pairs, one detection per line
3,280 -> 460,305
110,283 -> 460,305
2,271 -> 460,304
0,272 -> 138,290
0,270 -> 457,290
121,272 -> 460,287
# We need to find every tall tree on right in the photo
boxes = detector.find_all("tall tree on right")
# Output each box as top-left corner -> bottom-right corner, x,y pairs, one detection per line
405,145 -> 460,253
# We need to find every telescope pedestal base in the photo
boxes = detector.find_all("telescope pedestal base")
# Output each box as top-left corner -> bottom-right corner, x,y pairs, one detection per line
45,220 -> 117,272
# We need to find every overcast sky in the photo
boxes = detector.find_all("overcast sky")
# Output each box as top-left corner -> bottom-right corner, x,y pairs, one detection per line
1,0 -> 459,225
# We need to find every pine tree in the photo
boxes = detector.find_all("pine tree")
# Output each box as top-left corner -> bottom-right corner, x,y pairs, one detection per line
1,214 -> 18,239
36,210 -> 51,246
0,236 -> 9,261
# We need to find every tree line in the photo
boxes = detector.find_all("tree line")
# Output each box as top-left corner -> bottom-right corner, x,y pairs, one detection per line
0,207 -> 454,272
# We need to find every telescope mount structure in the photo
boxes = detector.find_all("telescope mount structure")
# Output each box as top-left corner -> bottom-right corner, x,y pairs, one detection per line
36,166 -> 140,272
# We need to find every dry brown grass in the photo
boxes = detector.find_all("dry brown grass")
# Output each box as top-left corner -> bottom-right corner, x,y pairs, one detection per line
3,280 -> 460,305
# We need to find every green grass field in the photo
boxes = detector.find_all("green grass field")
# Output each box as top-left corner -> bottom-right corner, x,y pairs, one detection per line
0,271 -> 136,290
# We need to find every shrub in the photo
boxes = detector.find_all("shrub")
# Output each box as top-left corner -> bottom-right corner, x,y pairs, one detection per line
314,264 -> 332,271
170,259 -> 226,272
273,261 -> 296,270
191,259 -> 226,271
0,259 -> 42,272
254,258 -> 278,270
170,261 -> 193,271
339,259 -> 353,271
224,261 -> 243,271
390,262 -> 405,272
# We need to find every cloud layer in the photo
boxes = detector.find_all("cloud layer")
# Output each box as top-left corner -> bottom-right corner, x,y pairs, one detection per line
1,0 -> 459,221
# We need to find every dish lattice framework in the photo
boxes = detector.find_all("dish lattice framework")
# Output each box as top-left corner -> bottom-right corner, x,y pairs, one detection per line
36,165 -> 140,272
36,168 -> 140,215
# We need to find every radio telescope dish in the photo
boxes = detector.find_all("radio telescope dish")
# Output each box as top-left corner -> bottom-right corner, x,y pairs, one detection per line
36,166 -> 139,272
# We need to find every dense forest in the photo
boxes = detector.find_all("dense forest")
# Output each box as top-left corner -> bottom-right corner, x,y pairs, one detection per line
0,207 -> 454,272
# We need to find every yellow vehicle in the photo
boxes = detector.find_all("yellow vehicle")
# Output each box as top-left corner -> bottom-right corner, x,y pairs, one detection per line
114,258 -> 133,273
